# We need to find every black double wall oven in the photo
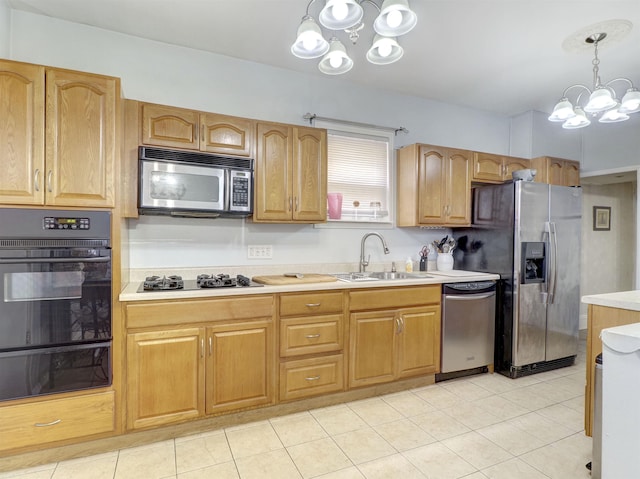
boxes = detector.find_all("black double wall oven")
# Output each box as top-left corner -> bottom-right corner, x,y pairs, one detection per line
0,208 -> 112,402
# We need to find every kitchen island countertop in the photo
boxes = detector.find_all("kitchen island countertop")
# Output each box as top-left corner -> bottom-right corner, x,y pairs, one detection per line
120,271 -> 500,302
582,290 -> 640,312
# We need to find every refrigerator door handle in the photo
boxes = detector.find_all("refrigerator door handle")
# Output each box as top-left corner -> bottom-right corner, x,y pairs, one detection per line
548,221 -> 558,304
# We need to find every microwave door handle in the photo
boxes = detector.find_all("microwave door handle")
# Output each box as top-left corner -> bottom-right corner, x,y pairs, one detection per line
0,256 -> 111,264
224,169 -> 230,211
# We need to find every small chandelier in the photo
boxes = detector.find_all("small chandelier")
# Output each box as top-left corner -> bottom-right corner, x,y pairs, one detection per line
290,0 -> 417,75
549,32 -> 640,129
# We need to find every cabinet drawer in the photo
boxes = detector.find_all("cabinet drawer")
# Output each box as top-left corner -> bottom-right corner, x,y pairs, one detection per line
350,285 -> 440,311
0,391 -> 114,452
279,355 -> 344,401
280,315 -> 343,357
280,291 -> 344,316
126,295 -> 274,328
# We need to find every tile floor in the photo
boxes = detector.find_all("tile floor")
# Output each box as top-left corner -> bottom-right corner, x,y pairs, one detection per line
1,342 -> 592,479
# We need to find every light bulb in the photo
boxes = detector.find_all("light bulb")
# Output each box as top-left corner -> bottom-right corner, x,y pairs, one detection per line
302,34 -> 316,52
377,42 -> 392,57
329,55 -> 342,69
332,2 -> 348,21
386,9 -> 403,28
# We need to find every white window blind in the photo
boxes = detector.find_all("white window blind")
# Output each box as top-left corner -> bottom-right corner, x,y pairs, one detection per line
326,131 -> 392,223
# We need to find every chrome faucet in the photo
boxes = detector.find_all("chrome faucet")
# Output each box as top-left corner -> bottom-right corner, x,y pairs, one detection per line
360,232 -> 390,272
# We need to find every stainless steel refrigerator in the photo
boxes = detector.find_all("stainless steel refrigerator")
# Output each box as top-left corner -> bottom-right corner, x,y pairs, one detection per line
453,181 -> 582,378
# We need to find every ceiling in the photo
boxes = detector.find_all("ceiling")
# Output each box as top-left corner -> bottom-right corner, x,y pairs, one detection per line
6,0 -> 640,117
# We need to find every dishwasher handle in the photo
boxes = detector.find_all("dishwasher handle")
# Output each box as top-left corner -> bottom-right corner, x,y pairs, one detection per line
443,292 -> 496,301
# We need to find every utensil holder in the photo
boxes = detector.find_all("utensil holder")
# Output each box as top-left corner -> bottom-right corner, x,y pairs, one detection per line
327,193 -> 343,219
436,252 -> 454,271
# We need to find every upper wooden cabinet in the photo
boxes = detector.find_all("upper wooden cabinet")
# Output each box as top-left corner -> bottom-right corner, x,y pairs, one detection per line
0,60 -> 118,207
141,103 -> 254,157
473,152 -> 530,183
531,156 -> 580,186
253,122 -> 327,223
397,144 -> 472,227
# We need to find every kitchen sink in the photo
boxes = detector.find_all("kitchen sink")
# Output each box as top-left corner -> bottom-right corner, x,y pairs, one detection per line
331,272 -> 433,282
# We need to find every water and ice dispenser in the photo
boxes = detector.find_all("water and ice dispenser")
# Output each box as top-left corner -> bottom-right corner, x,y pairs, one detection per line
521,242 -> 545,283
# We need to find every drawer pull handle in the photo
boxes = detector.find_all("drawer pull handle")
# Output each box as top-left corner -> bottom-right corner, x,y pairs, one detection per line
305,376 -> 321,381
305,303 -> 321,308
305,334 -> 321,339
35,419 -> 61,427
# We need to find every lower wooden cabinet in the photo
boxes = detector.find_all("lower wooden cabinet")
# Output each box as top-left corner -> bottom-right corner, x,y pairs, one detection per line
0,391 -> 114,452
279,354 -> 344,401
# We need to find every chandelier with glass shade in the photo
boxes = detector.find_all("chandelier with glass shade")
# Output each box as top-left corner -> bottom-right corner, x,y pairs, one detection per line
548,32 -> 640,129
290,0 -> 417,75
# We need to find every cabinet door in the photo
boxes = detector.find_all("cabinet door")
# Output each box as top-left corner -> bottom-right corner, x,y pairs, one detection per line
472,152 -> 503,183
0,60 -> 45,205
445,149 -> 471,225
547,158 -> 565,186
254,122 -> 292,221
563,160 -> 580,186
201,113 -> 254,157
45,69 -> 117,207
504,156 -> 530,180
206,320 -> 274,415
292,127 -> 327,222
349,311 -> 396,387
141,103 -> 199,150
417,145 -> 447,224
396,306 -> 441,378
126,328 -> 204,430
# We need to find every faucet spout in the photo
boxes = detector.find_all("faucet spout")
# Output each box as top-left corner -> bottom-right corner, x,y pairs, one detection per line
360,232 -> 390,272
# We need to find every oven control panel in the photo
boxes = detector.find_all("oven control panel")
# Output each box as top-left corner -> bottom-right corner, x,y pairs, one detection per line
44,216 -> 91,230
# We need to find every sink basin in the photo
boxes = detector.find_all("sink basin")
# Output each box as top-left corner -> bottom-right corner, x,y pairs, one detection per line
331,272 -> 433,282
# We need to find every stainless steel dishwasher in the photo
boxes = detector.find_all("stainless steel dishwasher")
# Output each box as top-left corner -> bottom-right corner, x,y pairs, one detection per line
439,281 -> 496,379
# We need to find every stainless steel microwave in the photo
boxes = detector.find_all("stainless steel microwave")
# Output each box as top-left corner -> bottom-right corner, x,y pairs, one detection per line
138,146 -> 253,218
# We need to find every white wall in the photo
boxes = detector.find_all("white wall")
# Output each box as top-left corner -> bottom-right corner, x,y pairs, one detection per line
509,110 -> 583,161
0,0 -> 9,57
581,118 -> 640,174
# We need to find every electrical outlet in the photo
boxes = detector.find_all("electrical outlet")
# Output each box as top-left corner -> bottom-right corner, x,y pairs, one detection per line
248,245 -> 273,259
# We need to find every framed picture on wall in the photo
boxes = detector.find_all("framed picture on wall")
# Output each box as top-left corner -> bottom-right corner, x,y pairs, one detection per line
593,206 -> 611,231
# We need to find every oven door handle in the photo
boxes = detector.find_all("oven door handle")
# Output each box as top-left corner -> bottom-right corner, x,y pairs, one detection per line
0,256 -> 111,264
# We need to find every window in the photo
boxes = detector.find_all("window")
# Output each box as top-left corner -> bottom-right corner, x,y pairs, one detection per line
316,120 -> 394,225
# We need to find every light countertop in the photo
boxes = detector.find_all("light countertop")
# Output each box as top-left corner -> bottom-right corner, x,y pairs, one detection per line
582,290 -> 640,312
120,270 -> 500,302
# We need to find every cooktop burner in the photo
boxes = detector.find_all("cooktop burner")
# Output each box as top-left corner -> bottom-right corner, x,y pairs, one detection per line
138,274 -> 259,292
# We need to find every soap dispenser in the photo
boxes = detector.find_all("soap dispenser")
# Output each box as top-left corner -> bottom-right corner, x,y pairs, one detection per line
405,257 -> 413,273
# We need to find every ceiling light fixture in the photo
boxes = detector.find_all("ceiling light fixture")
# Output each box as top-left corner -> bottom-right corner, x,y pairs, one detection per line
291,0 -> 417,75
549,32 -> 639,129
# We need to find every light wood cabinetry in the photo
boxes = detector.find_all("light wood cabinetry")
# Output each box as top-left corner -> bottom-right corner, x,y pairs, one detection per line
473,152 -> 530,183
278,291 -> 345,401
397,144 -> 471,227
124,296 -> 275,429
254,122 -> 327,223
349,286 -> 441,388
0,391 -> 114,453
0,60 -> 118,207
531,156 -> 580,186
141,103 -> 255,157
584,305 -> 640,437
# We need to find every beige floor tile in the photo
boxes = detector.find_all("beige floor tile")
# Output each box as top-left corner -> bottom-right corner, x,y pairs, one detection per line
410,409 -> 471,441
481,458 -> 549,479
225,422 -> 283,459
347,397 -> 404,426
332,427 -> 396,465
175,429 -> 233,473
51,452 -> 118,479
442,431 -> 513,470
380,391 -> 435,418
115,441 -> 177,479
440,401 -> 503,430
468,373 -> 537,394
287,437 -> 352,478
234,448 -> 302,479
0,471 -> 53,479
561,395 -> 586,413
314,467 -> 365,479
499,381 -> 574,411
505,412 -> 575,444
373,418 -> 436,451
519,433 -> 592,479
357,453 -> 427,479
438,378 -> 494,401
412,384 -> 466,410
473,394 -> 531,420
461,473 -> 489,479
310,404 -> 368,436
270,411 -> 328,447
476,421 -> 547,456
403,442 -> 477,478
544,376 -> 585,398
177,461 -> 239,479
536,403 -> 585,433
